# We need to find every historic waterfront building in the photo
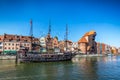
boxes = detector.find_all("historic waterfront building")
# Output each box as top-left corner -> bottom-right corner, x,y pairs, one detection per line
71,42 -> 78,52
0,34 -> 40,54
111,47 -> 118,55
78,31 -> 97,54
58,40 -> 73,52
97,42 -> 112,54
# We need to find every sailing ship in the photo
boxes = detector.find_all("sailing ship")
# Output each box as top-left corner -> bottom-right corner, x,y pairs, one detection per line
18,20 -> 76,63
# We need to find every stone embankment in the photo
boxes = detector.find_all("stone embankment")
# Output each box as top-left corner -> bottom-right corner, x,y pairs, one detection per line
74,54 -> 103,58
0,55 -> 16,60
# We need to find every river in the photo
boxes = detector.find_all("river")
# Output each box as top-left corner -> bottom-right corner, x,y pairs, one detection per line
0,56 -> 120,80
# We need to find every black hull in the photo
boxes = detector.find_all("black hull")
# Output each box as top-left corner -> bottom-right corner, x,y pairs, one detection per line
18,53 -> 76,63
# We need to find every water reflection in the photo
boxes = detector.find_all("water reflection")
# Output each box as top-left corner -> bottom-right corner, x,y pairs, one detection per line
0,56 -> 120,80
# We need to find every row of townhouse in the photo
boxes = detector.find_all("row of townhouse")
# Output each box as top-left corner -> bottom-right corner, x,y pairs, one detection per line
97,42 -> 120,55
39,30 -> 97,54
0,32 -> 119,54
39,35 -> 74,53
0,34 -> 40,54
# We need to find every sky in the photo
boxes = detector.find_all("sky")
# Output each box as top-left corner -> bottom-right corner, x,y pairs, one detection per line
0,0 -> 120,47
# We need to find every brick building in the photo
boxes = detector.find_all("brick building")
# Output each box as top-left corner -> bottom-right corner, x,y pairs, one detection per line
0,34 -> 40,54
78,31 -> 97,54
58,40 -> 73,52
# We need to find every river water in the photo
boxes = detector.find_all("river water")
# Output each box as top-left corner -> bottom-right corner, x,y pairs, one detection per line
0,56 -> 120,80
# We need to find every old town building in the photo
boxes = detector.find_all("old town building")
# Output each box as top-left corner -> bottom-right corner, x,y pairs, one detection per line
58,40 -> 73,52
97,42 -> 112,54
71,42 -> 78,52
78,31 -> 97,54
111,47 -> 118,55
39,36 -> 59,53
0,34 -> 40,54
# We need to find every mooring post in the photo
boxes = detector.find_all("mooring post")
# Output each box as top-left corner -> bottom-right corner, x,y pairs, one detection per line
15,52 -> 19,64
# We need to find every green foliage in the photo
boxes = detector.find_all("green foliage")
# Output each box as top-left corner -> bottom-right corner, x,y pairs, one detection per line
54,36 -> 58,40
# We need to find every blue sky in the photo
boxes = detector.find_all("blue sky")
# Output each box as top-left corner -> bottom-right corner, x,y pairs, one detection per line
0,0 -> 120,47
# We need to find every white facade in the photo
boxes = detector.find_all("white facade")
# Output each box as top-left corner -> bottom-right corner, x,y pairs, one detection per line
105,44 -> 111,53
39,37 -> 46,47
118,48 -> 120,53
0,42 -> 3,52
71,42 -> 78,51
72,42 -> 78,48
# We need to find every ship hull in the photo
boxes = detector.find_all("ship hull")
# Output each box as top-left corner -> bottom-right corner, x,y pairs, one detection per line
18,53 -> 76,63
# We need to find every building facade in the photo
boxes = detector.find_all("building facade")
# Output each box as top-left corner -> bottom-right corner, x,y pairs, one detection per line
78,31 -> 97,54
0,34 -> 40,54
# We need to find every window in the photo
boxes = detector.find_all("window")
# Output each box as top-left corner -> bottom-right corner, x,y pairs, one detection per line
27,44 -> 29,46
9,43 -> 10,45
25,40 -> 27,42
0,46 -> 2,49
5,47 -> 7,49
5,43 -> 6,45
9,47 -> 10,49
16,44 -> 19,46
12,43 -> 14,46
12,47 -> 14,49
17,36 -> 19,38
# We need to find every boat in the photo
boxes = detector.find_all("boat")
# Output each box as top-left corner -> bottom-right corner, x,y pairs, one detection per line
17,21 -> 77,63
18,52 -> 76,62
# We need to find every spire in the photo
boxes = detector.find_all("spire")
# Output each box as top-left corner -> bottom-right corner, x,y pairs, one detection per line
30,19 -> 33,37
48,19 -> 51,35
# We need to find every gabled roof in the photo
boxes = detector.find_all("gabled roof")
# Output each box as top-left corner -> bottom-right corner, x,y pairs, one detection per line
78,37 -> 88,43
84,30 -> 96,36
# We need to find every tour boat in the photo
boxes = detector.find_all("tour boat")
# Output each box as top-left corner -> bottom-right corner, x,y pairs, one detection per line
18,52 -> 76,63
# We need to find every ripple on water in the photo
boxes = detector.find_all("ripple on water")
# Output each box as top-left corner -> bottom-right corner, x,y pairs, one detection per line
0,56 -> 120,80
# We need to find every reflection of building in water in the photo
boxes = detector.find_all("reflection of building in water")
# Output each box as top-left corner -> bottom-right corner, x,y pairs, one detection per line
73,57 -> 98,79
78,31 -> 97,54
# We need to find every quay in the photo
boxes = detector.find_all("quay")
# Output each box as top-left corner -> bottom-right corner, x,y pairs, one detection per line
74,54 -> 104,58
0,55 -> 16,60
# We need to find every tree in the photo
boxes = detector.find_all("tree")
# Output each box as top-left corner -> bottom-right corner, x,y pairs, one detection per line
54,36 -> 58,40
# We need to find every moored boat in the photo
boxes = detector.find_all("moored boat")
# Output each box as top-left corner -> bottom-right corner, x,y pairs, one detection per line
18,52 -> 76,63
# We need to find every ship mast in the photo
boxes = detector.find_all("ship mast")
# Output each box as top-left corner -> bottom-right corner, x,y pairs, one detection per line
48,20 -> 51,35
30,19 -> 33,52
65,24 -> 68,52
46,20 -> 52,53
